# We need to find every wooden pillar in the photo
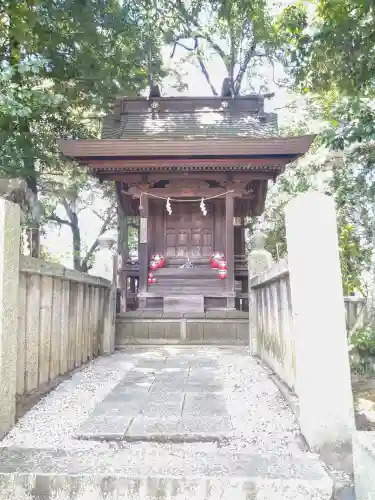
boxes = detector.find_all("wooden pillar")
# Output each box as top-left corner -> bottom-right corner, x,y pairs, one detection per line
118,197 -> 129,313
138,194 -> 149,309
225,192 -> 235,308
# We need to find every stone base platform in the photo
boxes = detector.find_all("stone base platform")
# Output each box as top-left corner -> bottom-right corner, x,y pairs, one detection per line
115,310 -> 248,347
0,447 -> 333,500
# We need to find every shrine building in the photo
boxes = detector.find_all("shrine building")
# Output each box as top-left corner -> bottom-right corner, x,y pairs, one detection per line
58,86 -> 314,318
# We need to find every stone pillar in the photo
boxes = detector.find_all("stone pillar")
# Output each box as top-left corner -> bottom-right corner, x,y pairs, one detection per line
248,231 -> 274,354
92,233 -> 117,356
102,254 -> 118,355
285,191 -> 355,453
138,194 -> 149,309
0,199 -> 21,439
90,232 -> 117,281
225,192 -> 235,309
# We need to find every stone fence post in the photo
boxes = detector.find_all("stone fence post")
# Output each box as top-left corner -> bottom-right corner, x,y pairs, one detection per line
285,191 -> 355,456
0,198 -> 21,439
248,231 -> 274,354
91,232 -> 117,355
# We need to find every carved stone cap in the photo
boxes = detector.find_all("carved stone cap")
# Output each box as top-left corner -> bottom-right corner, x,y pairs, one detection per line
250,230 -> 266,250
98,231 -> 117,250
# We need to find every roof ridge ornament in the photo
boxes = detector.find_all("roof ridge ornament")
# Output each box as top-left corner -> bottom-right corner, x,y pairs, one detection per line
221,77 -> 234,98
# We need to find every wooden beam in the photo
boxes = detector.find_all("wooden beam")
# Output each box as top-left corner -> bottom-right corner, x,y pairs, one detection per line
84,157 -> 289,170
102,171 -> 274,183
127,186 -> 248,199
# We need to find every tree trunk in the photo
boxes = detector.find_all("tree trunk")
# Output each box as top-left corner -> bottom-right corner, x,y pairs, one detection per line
26,175 -> 40,257
10,19 -> 40,257
71,212 -> 82,271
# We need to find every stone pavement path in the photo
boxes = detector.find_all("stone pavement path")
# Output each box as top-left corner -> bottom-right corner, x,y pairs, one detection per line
76,348 -> 230,442
2,346 -> 307,454
0,347 -> 333,499
1,347 -> 314,454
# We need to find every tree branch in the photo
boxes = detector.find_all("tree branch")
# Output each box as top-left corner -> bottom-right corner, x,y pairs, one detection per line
46,212 -> 72,227
233,41 -> 257,94
197,52 -> 218,95
172,0 -> 227,61
61,196 -> 76,223
80,201 -> 116,270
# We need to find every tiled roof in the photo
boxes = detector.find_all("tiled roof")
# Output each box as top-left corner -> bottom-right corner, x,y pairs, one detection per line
58,136 -> 315,159
101,110 -> 278,140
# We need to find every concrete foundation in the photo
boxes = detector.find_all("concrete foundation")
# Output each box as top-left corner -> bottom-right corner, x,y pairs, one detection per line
116,310 -> 249,346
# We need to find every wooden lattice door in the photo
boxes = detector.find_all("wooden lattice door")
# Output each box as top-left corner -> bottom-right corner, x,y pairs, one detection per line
165,202 -> 213,262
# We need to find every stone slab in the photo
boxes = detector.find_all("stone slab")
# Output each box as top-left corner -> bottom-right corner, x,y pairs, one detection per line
184,312 -> 206,319
203,322 -> 237,343
0,447 -> 333,500
148,321 -> 166,339
125,416 -> 231,442
162,312 -> 184,319
186,322 -> 204,343
164,295 -> 204,314
183,393 -> 228,417
164,322 -> 181,339
139,311 -> 163,318
140,394 -> 185,418
205,310 -> 229,319
75,415 -> 134,440
91,401 -> 141,418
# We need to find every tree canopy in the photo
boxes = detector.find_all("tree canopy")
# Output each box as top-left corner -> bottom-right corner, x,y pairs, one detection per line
155,0 -> 287,95
0,0 -> 164,261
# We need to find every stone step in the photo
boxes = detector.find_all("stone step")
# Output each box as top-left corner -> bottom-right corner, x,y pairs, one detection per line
164,295 -> 204,314
0,447 -> 333,499
155,267 -> 217,279
148,283 -> 225,296
153,278 -> 222,286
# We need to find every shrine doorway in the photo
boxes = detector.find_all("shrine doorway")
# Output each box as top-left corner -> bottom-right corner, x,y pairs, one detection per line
165,202 -> 213,265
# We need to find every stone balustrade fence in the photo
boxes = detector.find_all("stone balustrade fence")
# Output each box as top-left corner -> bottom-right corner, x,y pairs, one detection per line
0,198 -> 117,440
250,265 -> 367,397
249,259 -> 296,391
248,191 -> 355,462
344,296 -> 367,332
17,257 -> 114,405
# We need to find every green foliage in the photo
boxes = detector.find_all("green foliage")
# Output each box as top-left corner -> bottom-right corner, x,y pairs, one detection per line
0,60 -> 92,180
339,224 -> 367,296
0,0 -> 160,185
349,326 -> 375,375
278,0 -> 375,95
0,0 -> 164,264
350,328 -> 375,357
258,147 -> 370,295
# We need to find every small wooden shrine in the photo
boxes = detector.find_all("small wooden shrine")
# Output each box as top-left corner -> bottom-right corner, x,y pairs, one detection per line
59,85 -> 314,313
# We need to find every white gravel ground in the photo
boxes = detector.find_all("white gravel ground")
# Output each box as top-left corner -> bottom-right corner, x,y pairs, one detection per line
2,347 -> 304,457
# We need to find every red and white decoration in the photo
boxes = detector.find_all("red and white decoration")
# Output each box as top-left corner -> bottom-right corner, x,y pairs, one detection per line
218,259 -> 227,279
149,260 -> 159,271
210,251 -> 225,269
218,260 -> 227,271
148,253 -> 165,284
151,253 -> 165,268
218,268 -> 228,280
